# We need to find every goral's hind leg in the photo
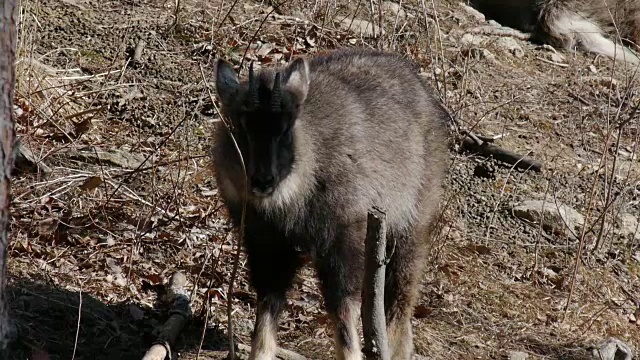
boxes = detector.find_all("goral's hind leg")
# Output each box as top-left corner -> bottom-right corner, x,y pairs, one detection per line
384,230 -> 429,360
244,227 -> 304,360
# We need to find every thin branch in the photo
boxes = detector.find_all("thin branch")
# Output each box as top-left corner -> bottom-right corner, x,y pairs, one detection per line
216,0 -> 241,31
71,289 -> 82,360
199,64 -> 247,360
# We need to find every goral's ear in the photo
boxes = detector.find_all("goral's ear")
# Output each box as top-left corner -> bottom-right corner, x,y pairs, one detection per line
215,59 -> 240,109
282,57 -> 310,103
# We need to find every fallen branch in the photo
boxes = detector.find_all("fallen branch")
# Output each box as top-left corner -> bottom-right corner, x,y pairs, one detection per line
237,344 -> 308,360
536,56 -> 569,68
441,108 -> 542,173
461,135 -> 543,172
361,207 -> 392,360
142,272 -> 192,360
468,25 -> 531,40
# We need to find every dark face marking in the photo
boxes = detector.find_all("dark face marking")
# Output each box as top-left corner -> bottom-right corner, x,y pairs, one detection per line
215,58 -> 309,198
235,71 -> 300,197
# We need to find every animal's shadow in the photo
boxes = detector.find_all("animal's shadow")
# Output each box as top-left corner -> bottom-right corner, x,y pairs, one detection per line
6,277 -> 227,360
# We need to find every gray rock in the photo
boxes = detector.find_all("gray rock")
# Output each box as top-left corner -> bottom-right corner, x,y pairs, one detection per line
508,351 -> 529,360
512,200 -> 585,238
591,338 -> 634,360
616,213 -> 640,240
496,37 -> 524,58
339,18 -> 385,38
70,148 -> 148,169
15,138 -> 52,176
382,1 -> 406,19
459,2 -> 486,21
461,33 -> 485,47
548,51 -> 566,63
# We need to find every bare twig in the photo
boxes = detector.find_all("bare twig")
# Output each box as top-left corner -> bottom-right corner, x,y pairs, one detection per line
216,0 -> 241,31
170,0 -> 182,30
199,63 -> 247,360
71,289 -> 82,360
361,206 -> 392,360
563,126 -> 613,319
536,56 -> 569,67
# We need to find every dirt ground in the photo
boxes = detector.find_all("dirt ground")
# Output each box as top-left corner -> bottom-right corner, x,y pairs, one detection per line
6,0 -> 640,359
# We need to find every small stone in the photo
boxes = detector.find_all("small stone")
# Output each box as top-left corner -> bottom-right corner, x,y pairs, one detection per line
616,213 -> 640,240
496,37 -> 524,58
114,274 -> 128,287
549,52 -> 566,63
461,33 -> 484,47
481,49 -> 498,63
508,351 -> 529,360
15,138 -> 53,176
339,18 -> 385,38
512,200 -> 585,238
459,2 -> 485,22
442,225 -> 464,242
590,338 -> 634,360
70,148 -> 148,169
382,1 -> 406,19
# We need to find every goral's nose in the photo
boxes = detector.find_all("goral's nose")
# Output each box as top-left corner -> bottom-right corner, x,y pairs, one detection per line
251,175 -> 276,196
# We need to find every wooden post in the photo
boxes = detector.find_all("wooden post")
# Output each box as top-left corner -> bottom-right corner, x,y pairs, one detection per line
361,207 -> 391,360
0,0 -> 18,356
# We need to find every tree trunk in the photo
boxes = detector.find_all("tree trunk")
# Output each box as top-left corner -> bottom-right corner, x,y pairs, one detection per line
361,207 -> 391,360
0,0 -> 18,356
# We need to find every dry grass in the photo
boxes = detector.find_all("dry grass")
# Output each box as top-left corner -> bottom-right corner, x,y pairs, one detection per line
5,0 -> 640,359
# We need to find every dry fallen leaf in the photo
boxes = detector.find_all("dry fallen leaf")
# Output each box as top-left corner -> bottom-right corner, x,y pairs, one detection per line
80,175 -> 103,191
144,273 -> 163,285
413,304 -> 432,319
463,243 -> 492,255
37,217 -> 59,236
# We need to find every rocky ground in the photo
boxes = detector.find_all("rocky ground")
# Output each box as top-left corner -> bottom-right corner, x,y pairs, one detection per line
6,0 -> 640,359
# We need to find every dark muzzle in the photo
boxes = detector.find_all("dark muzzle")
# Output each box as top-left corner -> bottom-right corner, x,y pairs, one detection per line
250,173 -> 277,197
